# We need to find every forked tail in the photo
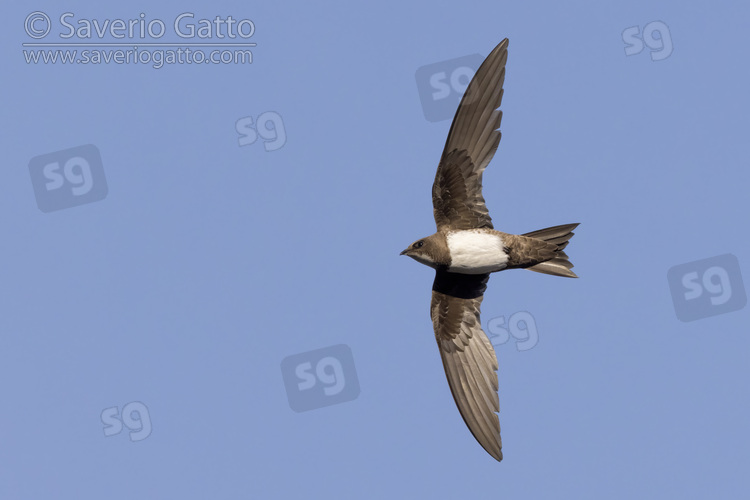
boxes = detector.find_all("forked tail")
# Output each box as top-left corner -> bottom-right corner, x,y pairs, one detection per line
522,223 -> 579,278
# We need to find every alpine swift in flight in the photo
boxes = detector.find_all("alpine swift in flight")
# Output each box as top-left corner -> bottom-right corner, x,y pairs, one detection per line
401,38 -> 579,462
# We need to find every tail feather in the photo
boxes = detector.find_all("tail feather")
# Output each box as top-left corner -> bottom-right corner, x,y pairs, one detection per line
523,223 -> 579,278
522,223 -> 579,243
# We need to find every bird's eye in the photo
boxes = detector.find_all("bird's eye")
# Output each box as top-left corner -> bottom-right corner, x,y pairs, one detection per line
414,241 -> 424,249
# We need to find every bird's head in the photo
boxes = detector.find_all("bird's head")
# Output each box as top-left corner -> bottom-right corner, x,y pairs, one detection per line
400,234 -> 448,269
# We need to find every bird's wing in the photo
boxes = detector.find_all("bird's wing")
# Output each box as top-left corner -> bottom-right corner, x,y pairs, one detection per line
432,38 -> 509,231
431,270 -> 502,461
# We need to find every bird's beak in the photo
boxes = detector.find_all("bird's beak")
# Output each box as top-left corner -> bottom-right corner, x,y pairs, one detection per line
400,248 -> 409,256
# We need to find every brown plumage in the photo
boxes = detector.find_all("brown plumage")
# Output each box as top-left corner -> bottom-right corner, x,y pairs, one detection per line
401,38 -> 579,462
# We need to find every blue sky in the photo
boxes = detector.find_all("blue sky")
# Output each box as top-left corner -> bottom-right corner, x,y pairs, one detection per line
2,1 -> 749,498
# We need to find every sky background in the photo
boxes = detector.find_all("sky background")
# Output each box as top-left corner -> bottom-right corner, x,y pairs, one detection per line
2,1 -> 749,498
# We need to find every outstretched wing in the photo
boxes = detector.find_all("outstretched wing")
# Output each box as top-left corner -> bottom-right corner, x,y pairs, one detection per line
431,270 -> 502,461
432,38 -> 509,231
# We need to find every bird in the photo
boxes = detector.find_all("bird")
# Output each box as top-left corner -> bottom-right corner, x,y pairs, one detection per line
400,38 -> 579,462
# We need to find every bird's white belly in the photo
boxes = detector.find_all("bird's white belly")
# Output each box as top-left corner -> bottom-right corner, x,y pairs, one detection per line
446,231 -> 508,274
